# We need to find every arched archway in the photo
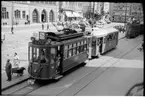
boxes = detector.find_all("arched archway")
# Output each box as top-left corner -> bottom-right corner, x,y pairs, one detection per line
32,9 -> 39,23
49,10 -> 54,22
41,9 -> 47,23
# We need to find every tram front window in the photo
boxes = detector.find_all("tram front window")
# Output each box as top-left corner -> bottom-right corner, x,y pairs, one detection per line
39,49 -> 48,63
29,47 -> 48,64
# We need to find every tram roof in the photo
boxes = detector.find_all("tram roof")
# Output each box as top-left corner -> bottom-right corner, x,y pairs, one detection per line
38,30 -> 64,35
103,27 -> 119,34
92,29 -> 108,37
38,29 -> 84,41
92,27 -> 119,37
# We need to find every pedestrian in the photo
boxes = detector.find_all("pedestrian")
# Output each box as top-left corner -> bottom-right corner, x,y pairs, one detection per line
5,59 -> 12,81
11,27 -> 14,34
47,23 -> 49,30
13,52 -> 20,68
42,23 -> 44,30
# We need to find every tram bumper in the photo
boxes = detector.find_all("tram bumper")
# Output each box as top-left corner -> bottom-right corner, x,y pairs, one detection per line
28,63 -> 42,79
28,62 -> 58,80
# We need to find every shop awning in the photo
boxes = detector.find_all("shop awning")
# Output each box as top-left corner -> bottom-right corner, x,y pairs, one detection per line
73,12 -> 83,18
64,11 -> 74,17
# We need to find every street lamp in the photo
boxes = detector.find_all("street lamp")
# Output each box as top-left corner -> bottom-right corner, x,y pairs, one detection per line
11,1 -> 14,34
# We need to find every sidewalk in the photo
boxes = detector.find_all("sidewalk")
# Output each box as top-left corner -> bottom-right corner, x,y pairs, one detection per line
2,23 -> 57,34
1,61 -> 30,91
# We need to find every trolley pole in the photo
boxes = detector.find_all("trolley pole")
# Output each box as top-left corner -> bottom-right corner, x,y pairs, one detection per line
11,1 -> 14,34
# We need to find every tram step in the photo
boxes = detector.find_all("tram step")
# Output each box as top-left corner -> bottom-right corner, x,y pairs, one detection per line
54,75 -> 63,80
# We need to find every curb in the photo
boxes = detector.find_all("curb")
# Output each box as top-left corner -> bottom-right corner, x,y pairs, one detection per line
2,77 -> 30,91
119,36 -> 126,40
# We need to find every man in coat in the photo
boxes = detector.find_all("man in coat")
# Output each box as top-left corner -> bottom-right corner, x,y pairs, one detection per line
5,59 -> 12,81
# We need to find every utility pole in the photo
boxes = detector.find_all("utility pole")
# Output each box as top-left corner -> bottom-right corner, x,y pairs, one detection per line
11,1 -> 14,34
27,1 -> 30,24
92,2 -> 95,28
124,3 -> 128,23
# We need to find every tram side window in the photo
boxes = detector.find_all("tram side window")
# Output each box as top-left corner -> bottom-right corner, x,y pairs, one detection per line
50,48 -> 56,64
73,43 -> 77,56
79,41 -> 82,53
64,45 -> 68,59
112,34 -> 115,40
29,47 -> 32,62
84,40 -> 87,51
107,35 -> 111,41
39,48 -> 48,63
75,43 -> 78,55
77,42 -> 80,54
32,48 -> 38,62
69,44 -> 73,57
81,41 -> 84,52
110,34 -> 113,41
104,36 -> 107,43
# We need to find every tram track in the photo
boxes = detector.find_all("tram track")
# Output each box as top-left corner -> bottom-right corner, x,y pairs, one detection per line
73,42 -> 141,96
56,39 -> 141,96
2,36 -> 142,96
8,82 -> 42,96
2,79 -> 52,96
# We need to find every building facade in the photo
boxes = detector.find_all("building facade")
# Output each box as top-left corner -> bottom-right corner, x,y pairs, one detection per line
1,1 -> 59,26
58,2 -> 84,22
109,2 -> 143,23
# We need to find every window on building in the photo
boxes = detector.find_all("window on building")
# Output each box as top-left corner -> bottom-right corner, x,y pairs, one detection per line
6,12 -> 9,19
22,11 -> 25,19
14,10 -> 21,19
1,7 -> 9,19
52,2 -> 56,4
41,10 -> 47,22
49,10 -> 54,22
32,9 -> 39,23
49,2 -> 52,4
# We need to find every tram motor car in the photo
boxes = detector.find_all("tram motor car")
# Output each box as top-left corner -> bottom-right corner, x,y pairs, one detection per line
28,27 -> 119,81
28,29 -> 89,80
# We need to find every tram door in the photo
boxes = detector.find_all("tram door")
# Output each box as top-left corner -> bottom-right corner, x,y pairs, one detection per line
92,37 -> 97,56
49,45 -> 62,77
98,37 -> 103,54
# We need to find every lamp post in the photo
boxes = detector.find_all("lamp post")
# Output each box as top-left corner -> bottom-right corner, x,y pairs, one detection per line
27,1 -> 30,24
11,1 -> 14,34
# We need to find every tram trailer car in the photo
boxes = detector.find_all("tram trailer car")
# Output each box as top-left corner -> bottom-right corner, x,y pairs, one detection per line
101,27 -> 119,54
28,27 -> 119,80
90,27 -> 119,57
28,30 -> 89,80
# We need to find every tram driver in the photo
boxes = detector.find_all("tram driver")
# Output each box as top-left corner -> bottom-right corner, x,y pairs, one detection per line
38,49 -> 48,64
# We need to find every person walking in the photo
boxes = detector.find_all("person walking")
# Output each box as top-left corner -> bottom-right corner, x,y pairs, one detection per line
13,52 -> 20,68
42,23 -> 44,30
47,23 -> 49,30
5,59 -> 12,81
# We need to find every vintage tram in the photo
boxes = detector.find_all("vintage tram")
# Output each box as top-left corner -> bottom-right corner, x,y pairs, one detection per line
28,27 -> 119,80
28,29 -> 89,80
